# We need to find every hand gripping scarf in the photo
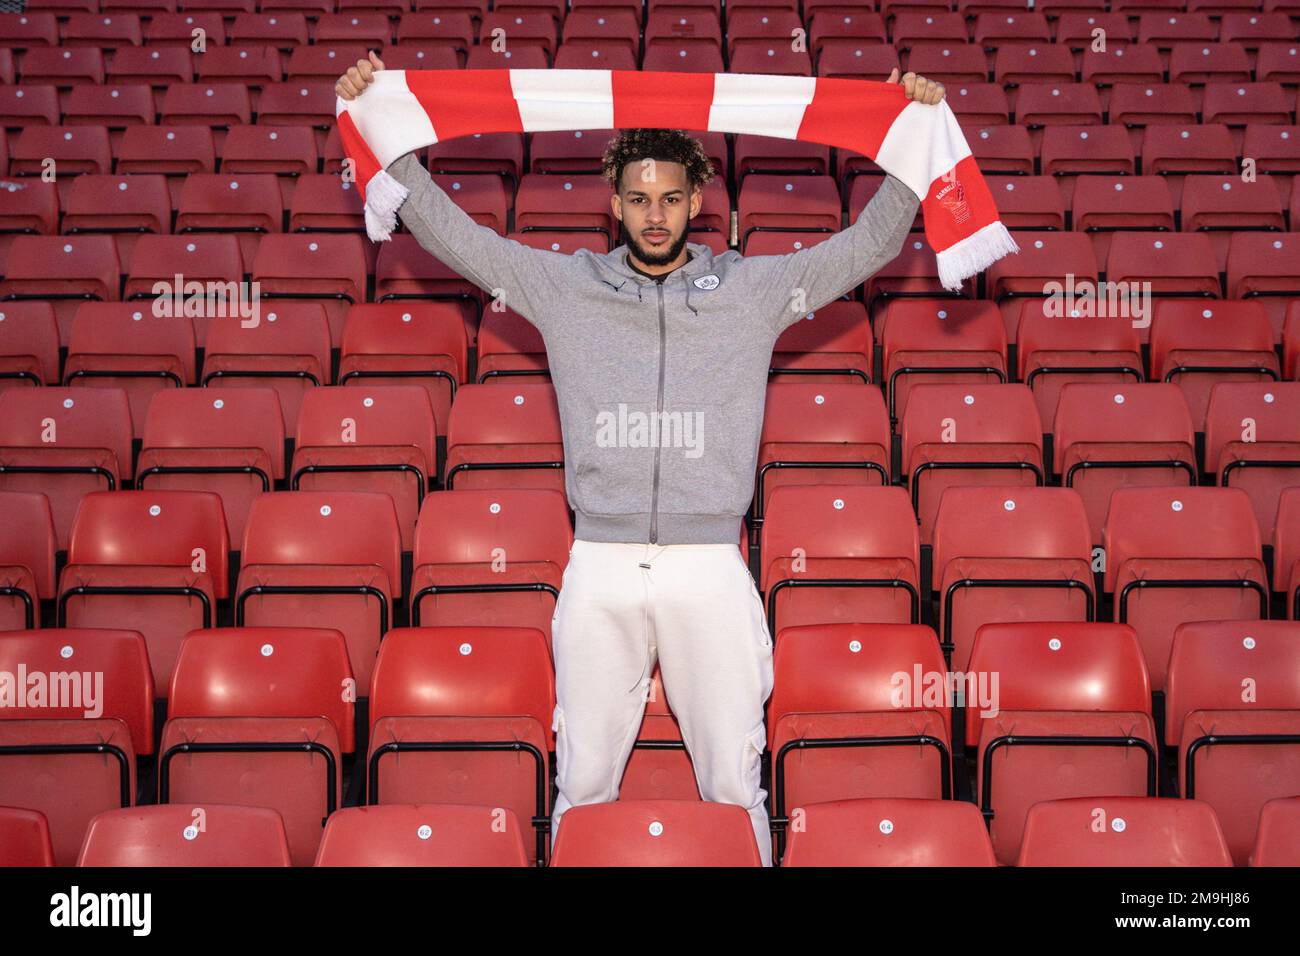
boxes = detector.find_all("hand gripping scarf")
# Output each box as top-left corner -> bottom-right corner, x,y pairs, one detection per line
336,69 -> 1019,291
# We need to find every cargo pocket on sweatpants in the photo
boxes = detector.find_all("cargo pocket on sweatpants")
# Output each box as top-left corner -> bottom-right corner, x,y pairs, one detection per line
552,705 -> 568,782
735,550 -> 772,649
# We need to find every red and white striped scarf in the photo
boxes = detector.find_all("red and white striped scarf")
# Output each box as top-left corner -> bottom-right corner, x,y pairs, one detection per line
336,69 -> 1018,291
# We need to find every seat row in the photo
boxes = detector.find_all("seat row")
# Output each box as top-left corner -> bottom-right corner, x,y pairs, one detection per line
1,617 -> 1296,865
5,795 -> 1299,866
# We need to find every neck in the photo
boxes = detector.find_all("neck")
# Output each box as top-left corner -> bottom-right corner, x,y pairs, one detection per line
626,248 -> 692,278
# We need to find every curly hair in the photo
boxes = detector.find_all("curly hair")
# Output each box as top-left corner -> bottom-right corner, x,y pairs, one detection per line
601,128 -> 716,194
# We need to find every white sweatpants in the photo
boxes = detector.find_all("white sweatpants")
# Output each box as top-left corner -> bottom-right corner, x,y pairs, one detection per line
549,538 -> 777,866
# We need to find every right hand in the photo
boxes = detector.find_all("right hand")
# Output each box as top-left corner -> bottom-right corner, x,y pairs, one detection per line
336,50 -> 385,100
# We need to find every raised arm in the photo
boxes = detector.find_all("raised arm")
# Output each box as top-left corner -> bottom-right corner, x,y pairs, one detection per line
387,151 -> 574,329
337,52 -> 573,330
747,173 -> 920,334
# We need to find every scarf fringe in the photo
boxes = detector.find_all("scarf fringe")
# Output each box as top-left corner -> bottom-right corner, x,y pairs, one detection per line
935,220 -> 1020,292
362,167 -> 410,242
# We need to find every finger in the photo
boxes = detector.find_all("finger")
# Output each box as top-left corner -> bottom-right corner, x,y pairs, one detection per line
920,79 -> 934,104
336,79 -> 356,100
369,50 -> 385,70
887,67 -> 899,85
903,72 -> 917,99
358,59 -> 374,82
931,83 -> 945,104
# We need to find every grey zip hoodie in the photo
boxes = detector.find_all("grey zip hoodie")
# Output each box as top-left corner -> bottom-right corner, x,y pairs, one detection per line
388,150 -> 919,545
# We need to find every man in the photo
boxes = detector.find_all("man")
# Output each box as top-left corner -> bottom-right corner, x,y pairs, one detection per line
337,55 -> 941,866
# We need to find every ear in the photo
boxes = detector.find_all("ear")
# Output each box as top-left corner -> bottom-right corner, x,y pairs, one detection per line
690,184 -> 703,219
610,190 -> 623,222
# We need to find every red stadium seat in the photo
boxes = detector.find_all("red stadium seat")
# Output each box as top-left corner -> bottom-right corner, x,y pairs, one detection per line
1149,299 -> 1280,430
64,302 -> 197,438
881,299 -> 1008,424
1017,797 -> 1232,866
0,807 -> 55,866
237,491 -> 399,692
222,124 -> 318,177
0,627 -> 154,865
0,387 -> 133,550
286,173 -> 365,232
1250,796 -> 1300,866
969,620 -> 1157,863
161,626 -> 353,866
314,804 -> 530,866
949,86 -> 1012,128
966,124 -> 1033,175
514,173 -> 616,240
0,235 -> 121,343
986,232 -> 1098,343
1080,43 -> 1164,86
1053,383 -> 1197,545
367,625 -> 555,864
0,84 -> 60,129
18,46 -> 106,89
252,233 -> 368,345
106,46 -> 194,90
1105,232 -> 1221,299
0,491 -> 56,630
1203,82 -> 1293,127
0,178 -> 58,240
754,382 -> 890,529
1015,83 -> 1103,128
760,485 -> 921,634
769,300 -> 873,384
292,386 -> 437,549
1165,619 -> 1300,864
77,804 -> 293,866
201,306 -> 333,434
0,301 -> 61,387
444,383 -> 565,498
738,174 -> 841,245
121,233 -> 242,346
1107,83 -> 1199,130
982,175 -> 1066,230
410,488 -> 571,638
476,307 -> 548,384
1225,233 -> 1300,341
780,799 -> 996,866
338,302 -> 468,442
933,486 -> 1094,671
117,125 -> 216,181
767,623 -> 952,860
549,800 -> 763,866
905,44 -> 990,88
901,383 -> 1044,545
1017,305 -> 1144,429
1141,123 -> 1237,175
1169,42 -> 1253,85
60,490 -> 229,695
137,387 -> 285,547
1040,126 -> 1135,176
159,82 -> 252,130
1203,383 -> 1300,541
1103,487 -> 1268,691
227,12 -> 309,48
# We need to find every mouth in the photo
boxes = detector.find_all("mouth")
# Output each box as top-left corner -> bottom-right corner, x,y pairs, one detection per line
643,231 -> 670,244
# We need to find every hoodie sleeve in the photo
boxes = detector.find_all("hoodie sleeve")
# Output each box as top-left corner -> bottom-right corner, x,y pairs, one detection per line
742,173 -> 920,335
386,150 -> 574,333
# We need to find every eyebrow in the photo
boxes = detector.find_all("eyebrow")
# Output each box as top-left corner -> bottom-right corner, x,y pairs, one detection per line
624,188 -> 686,197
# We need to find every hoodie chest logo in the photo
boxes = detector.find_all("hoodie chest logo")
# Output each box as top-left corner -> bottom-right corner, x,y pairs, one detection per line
692,274 -> 720,291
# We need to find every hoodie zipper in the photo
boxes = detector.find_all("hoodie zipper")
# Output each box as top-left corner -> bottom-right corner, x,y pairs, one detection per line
649,281 -> 666,544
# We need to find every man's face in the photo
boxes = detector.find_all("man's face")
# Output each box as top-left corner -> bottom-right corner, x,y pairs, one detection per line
612,159 -> 703,268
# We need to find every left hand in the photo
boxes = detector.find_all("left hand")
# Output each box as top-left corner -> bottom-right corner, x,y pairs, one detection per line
887,68 -> 945,105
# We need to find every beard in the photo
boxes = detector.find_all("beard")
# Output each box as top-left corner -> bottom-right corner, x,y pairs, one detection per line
620,219 -> 690,268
